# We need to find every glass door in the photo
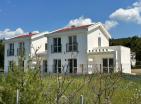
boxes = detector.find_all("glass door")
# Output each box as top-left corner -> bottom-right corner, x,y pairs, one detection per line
103,58 -> 114,73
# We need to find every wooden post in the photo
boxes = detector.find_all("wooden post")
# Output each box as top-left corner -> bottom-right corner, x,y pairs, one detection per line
121,64 -> 122,75
100,64 -> 102,74
16,89 -> 19,104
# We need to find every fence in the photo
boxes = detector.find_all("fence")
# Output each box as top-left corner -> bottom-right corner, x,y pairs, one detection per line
41,63 -> 131,75
132,61 -> 141,69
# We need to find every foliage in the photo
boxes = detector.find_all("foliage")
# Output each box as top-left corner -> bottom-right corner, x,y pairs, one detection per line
0,68 -> 141,104
0,67 -> 47,104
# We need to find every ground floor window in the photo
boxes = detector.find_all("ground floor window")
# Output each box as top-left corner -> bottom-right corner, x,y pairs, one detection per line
8,61 -> 14,71
68,59 -> 77,73
43,60 -> 47,72
19,60 -> 24,69
103,58 -> 114,73
53,59 -> 61,73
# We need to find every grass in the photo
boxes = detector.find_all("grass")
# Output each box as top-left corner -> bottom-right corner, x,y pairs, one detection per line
42,74 -> 141,104
1,70 -> 141,104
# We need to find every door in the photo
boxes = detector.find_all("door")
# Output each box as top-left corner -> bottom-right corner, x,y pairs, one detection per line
68,59 -> 77,73
43,60 -> 47,72
109,58 -> 114,73
103,58 -> 114,73
53,59 -> 61,73
103,59 -> 108,73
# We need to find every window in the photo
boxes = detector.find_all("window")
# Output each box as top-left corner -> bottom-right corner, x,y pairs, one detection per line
52,38 -> 61,53
45,43 -> 48,50
7,43 -> 14,56
68,59 -> 77,73
43,60 -> 47,72
98,37 -> 101,47
17,42 -> 25,56
53,59 -> 61,73
19,42 -> 24,48
67,36 -> 78,52
8,61 -> 14,71
103,58 -> 114,73
103,59 -> 108,73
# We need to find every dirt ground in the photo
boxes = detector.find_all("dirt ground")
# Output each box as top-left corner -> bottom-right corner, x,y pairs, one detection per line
131,69 -> 141,75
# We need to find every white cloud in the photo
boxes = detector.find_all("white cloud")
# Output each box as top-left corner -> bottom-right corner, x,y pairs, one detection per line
110,0 -> 141,24
133,0 -> 141,7
31,31 -> 40,34
104,20 -> 118,30
68,16 -> 94,27
0,28 -> 26,39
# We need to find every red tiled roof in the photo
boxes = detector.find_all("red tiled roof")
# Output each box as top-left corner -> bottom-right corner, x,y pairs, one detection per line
15,33 -> 33,38
53,24 -> 92,33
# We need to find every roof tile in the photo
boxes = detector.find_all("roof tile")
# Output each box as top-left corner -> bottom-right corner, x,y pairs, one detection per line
53,24 -> 92,33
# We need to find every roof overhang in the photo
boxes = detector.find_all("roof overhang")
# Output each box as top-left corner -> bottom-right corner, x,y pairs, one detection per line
87,22 -> 111,39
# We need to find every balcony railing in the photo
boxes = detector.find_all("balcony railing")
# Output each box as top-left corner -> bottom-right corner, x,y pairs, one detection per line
51,45 -> 62,53
17,48 -> 25,56
66,43 -> 78,52
7,49 -> 14,56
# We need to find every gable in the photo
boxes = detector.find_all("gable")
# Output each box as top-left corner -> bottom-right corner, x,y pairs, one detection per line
87,23 -> 111,39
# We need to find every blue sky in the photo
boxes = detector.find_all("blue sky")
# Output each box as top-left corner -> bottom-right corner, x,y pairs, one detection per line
0,0 -> 141,39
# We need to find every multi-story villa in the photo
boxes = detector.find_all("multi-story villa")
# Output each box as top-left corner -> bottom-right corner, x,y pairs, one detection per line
4,22 -> 131,74
4,32 -> 48,73
45,23 -> 131,74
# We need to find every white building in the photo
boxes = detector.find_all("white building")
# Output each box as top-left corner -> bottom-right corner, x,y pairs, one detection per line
4,32 -> 48,73
4,22 -> 131,74
45,23 -> 131,74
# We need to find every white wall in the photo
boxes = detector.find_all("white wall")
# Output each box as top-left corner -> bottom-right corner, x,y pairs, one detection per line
4,37 -> 31,72
87,28 -> 109,51
47,29 -> 88,74
4,32 -> 48,73
90,46 -> 131,73
31,32 -> 47,56
88,52 -> 114,73
120,46 -> 131,73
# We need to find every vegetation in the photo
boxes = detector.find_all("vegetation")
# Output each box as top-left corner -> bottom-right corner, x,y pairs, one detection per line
0,36 -> 141,103
0,68 -> 141,104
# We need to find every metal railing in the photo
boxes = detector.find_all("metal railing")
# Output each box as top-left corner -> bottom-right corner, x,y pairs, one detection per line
66,43 -> 78,52
51,45 -> 62,53
17,48 -> 25,56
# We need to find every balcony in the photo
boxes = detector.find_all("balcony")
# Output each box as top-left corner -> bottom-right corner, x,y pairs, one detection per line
7,49 -> 14,56
17,48 -> 25,56
51,45 -> 62,53
66,43 -> 78,52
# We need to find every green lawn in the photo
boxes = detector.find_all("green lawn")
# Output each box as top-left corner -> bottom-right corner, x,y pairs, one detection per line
0,70 -> 141,104
42,74 -> 141,104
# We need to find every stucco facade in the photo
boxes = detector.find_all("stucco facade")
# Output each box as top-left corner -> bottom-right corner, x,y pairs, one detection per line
45,23 -> 131,74
4,32 -> 48,73
4,23 -> 131,74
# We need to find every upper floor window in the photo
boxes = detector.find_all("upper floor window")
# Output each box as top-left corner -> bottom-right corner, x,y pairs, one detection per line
66,36 -> 78,52
17,42 -> 25,56
45,43 -> 48,50
19,42 -> 24,48
51,38 -> 61,53
7,43 -> 14,56
98,37 -> 101,47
